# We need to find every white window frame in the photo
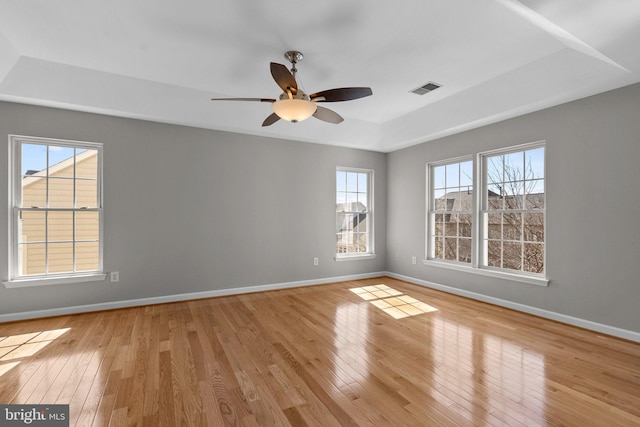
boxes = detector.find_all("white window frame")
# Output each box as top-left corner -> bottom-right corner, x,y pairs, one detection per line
4,135 -> 106,288
426,156 -> 474,265
424,141 -> 548,286
335,167 -> 375,261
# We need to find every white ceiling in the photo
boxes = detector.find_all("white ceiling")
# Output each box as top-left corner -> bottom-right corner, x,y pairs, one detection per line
0,0 -> 639,152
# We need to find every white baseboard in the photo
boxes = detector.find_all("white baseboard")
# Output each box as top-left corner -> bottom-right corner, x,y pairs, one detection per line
387,272 -> 640,343
3,270 -> 638,344
0,271 -> 386,323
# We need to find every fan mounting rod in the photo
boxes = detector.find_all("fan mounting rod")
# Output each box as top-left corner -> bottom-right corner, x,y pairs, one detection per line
284,51 -> 303,74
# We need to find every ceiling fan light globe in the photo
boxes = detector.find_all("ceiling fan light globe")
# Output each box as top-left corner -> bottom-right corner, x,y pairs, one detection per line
272,98 -> 317,123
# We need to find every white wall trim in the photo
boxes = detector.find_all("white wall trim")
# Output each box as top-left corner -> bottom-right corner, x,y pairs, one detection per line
386,272 -> 640,343
3,270 -> 638,344
0,272 -> 386,323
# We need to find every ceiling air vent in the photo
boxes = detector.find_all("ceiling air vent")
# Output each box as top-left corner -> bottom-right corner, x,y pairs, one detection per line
411,82 -> 441,95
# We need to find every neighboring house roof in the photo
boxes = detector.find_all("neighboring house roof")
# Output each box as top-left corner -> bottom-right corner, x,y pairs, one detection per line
22,149 -> 97,188
336,202 -> 367,232
437,189 -> 544,214
336,202 -> 366,213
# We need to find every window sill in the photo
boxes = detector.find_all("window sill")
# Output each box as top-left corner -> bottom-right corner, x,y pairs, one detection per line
335,254 -> 377,262
422,259 -> 549,287
3,273 -> 108,288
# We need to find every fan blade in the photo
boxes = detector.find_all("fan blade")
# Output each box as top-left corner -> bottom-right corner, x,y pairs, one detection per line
270,62 -> 298,93
310,87 -> 372,102
313,106 -> 343,124
262,113 -> 281,127
211,98 -> 275,103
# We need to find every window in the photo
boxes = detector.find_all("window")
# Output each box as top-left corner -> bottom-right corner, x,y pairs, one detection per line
6,135 -> 104,286
482,146 -> 545,274
428,159 -> 473,264
336,168 -> 374,259
426,142 -> 546,284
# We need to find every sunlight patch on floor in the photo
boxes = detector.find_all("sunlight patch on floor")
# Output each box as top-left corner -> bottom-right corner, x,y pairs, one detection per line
0,328 -> 71,377
349,285 -> 438,319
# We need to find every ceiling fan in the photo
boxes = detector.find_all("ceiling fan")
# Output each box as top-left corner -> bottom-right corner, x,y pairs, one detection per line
211,51 -> 372,127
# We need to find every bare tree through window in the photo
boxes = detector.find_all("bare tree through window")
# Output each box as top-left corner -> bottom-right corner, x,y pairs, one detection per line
484,147 -> 545,274
430,160 -> 473,263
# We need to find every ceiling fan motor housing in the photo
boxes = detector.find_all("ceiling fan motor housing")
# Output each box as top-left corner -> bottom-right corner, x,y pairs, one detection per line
279,92 -> 311,101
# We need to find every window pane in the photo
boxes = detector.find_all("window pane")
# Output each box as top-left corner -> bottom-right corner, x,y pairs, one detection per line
336,171 -> 346,191
357,173 -> 367,193
460,160 -> 473,187
445,196 -> 456,212
357,192 -> 368,210
433,188 -> 446,200
346,172 -> 357,192
336,191 -> 347,206
445,163 -> 459,187
459,214 -> 472,237
445,238 -> 457,261
346,191 -> 357,205
434,237 -> 444,259
434,195 -> 447,212
502,213 -> 522,241
504,151 -> 524,181
21,144 -> 47,176
502,180 -> 524,210
487,185 -> 503,210
524,213 -> 544,242
459,238 -> 472,263
486,156 -> 503,184
338,238 -> 353,253
356,213 -> 368,233
487,240 -> 501,267
76,179 -> 98,208
502,242 -> 522,271
433,166 -> 446,189
505,194 -> 524,210
487,213 -> 501,239
434,214 -> 444,236
48,210 -> 74,242
48,146 -> 75,178
76,211 -> 100,241
336,213 -> 352,233
48,242 -> 74,273
76,242 -> 99,271
48,178 -> 74,208
76,149 -> 98,179
525,147 -> 545,179
457,188 -> 473,211
19,243 -> 46,276
19,211 -> 46,243
356,232 -> 367,253
445,215 -> 458,236
21,177 -> 46,208
526,179 -> 545,209
524,243 -> 544,273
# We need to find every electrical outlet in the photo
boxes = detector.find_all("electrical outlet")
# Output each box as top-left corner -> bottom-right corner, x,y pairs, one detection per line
412,256 -> 417,265
110,271 -> 120,282
313,257 -> 319,266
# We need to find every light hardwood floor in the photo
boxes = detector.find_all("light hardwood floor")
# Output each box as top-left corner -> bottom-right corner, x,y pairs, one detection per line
1,277 -> 639,426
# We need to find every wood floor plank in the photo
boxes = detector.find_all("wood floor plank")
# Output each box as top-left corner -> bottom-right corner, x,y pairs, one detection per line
1,276 -> 639,426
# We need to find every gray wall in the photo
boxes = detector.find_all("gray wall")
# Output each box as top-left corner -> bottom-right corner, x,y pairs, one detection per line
0,102 -> 387,315
387,83 -> 640,333
2,83 -> 639,334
